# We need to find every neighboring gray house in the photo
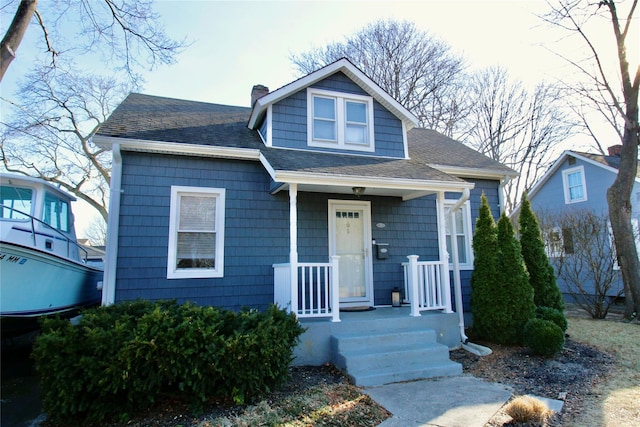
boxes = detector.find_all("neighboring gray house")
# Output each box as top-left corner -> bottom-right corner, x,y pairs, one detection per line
515,147 -> 640,302
94,59 -> 516,385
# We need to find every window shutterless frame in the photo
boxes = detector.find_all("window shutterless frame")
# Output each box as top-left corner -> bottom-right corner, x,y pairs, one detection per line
167,186 -> 225,279
443,200 -> 474,269
307,87 -> 375,152
562,166 -> 587,204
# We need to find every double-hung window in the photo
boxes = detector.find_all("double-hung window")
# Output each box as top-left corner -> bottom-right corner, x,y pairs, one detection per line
443,200 -> 473,269
308,88 -> 374,152
562,166 -> 587,204
167,186 -> 225,279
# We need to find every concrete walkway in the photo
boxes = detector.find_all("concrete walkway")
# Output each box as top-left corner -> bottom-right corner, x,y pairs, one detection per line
365,375 -> 513,427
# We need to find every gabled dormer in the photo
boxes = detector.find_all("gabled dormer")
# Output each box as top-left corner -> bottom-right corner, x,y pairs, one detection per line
248,58 -> 418,159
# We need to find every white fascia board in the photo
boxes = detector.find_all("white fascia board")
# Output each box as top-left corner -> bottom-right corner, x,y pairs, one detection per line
247,58 -> 418,131
272,170 -> 474,192
523,150 -> 572,201
430,165 -> 519,180
93,135 -> 261,160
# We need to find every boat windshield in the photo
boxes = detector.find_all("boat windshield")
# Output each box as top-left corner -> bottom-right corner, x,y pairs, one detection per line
43,192 -> 71,233
0,185 -> 33,220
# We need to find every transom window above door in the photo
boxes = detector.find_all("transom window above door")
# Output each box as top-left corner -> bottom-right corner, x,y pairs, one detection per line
307,87 -> 375,152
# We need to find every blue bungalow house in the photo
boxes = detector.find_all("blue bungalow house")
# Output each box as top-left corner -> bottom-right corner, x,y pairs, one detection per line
93,58 -> 516,386
514,147 -> 640,302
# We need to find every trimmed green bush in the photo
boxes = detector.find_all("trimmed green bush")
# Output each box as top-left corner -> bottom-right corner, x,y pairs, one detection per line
523,318 -> 565,357
494,214 -> 536,344
32,301 -> 304,424
470,194 -> 500,341
518,193 -> 565,312
536,306 -> 568,332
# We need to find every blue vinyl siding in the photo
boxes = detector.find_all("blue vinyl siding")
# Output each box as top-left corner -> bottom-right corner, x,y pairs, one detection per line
527,155 -> 632,299
530,156 -> 615,216
116,151 -> 500,312
270,72 -> 406,158
116,152 -> 290,311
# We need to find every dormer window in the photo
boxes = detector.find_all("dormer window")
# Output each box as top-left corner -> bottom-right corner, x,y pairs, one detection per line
307,88 -> 374,152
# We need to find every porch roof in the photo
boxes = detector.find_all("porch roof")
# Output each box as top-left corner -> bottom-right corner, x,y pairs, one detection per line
260,145 -> 473,200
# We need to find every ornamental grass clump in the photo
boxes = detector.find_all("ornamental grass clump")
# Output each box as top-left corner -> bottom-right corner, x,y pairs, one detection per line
504,395 -> 553,424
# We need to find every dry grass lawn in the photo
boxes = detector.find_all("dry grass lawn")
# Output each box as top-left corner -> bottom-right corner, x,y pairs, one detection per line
564,315 -> 640,426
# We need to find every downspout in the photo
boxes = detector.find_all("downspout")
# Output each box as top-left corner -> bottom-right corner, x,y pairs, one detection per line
498,175 -> 510,215
449,188 -> 493,356
446,188 -> 470,344
102,143 -> 122,306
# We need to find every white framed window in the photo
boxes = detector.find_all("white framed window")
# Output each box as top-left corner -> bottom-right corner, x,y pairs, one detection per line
545,227 -> 564,258
544,226 -> 574,258
562,166 -> 587,204
167,186 -> 225,279
444,200 -> 473,269
307,87 -> 374,152
608,218 -> 640,270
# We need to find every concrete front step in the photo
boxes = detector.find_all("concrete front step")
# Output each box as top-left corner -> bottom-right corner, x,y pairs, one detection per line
331,329 -> 462,386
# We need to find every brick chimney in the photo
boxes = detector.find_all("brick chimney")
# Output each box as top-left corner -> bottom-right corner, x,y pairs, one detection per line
607,145 -> 623,157
251,85 -> 269,107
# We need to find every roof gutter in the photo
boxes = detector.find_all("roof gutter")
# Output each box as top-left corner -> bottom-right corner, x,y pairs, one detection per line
102,143 -> 122,306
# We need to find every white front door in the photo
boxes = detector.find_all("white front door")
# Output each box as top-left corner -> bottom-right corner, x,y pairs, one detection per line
329,200 -> 373,306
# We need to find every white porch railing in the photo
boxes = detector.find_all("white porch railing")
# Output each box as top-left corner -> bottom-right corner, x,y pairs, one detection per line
273,256 -> 340,322
402,255 -> 452,316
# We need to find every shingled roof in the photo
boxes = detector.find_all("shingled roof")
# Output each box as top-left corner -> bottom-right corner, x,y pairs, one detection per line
95,93 -> 515,183
573,151 -> 640,179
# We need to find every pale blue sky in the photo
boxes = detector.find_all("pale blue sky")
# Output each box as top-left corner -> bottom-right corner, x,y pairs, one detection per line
144,0 -> 560,107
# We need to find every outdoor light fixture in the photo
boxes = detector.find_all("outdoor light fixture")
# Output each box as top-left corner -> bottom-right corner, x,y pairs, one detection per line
392,287 -> 401,307
352,186 -> 366,197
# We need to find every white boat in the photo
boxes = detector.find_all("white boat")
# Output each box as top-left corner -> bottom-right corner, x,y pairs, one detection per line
0,173 -> 103,334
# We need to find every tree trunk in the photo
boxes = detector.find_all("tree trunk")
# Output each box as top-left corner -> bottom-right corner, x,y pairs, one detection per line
0,0 -> 38,82
607,128 -> 640,318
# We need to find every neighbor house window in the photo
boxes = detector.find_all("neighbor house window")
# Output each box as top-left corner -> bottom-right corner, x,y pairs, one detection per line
544,227 -> 574,257
609,218 -> 640,270
444,200 -> 473,269
562,166 -> 587,204
307,87 -> 374,152
167,186 -> 225,279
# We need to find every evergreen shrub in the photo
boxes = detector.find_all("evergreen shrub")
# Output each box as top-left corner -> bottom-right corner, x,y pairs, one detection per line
470,194 -> 500,341
536,306 -> 568,332
523,318 -> 565,357
518,193 -> 565,312
32,300 -> 304,424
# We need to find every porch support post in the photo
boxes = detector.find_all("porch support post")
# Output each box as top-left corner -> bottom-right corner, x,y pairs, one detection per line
436,192 -> 453,313
330,255 -> 341,322
289,184 -> 299,317
407,255 -> 421,317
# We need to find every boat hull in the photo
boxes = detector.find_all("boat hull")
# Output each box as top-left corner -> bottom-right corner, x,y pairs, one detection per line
0,242 -> 103,333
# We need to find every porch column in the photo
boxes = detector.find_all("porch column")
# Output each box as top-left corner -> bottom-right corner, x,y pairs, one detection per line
436,192 -> 453,313
289,184 -> 299,316
407,255 -> 421,317
330,255 -> 341,322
